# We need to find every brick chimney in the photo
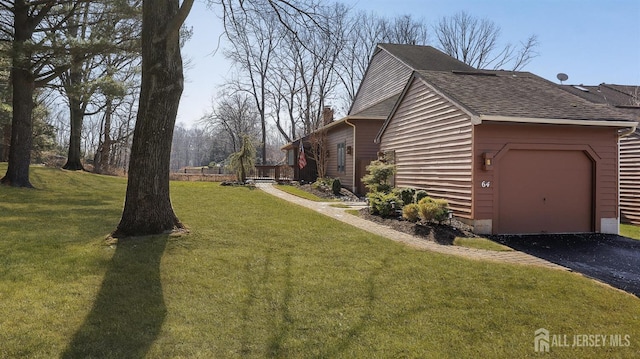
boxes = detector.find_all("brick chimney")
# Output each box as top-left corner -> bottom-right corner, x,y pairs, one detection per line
323,106 -> 334,126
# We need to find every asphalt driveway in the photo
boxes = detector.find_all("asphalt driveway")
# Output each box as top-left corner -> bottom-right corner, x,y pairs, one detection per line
491,233 -> 640,297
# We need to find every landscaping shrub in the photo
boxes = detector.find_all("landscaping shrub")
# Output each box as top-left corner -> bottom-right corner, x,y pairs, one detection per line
393,187 -> 415,205
402,203 -> 420,222
311,178 -> 343,196
362,160 -> 395,194
415,190 -> 429,203
312,178 -> 333,193
418,197 -> 449,223
332,178 -> 342,195
367,191 -> 402,217
227,135 -> 256,183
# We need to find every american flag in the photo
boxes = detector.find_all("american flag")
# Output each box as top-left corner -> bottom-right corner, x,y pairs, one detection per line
298,144 -> 307,169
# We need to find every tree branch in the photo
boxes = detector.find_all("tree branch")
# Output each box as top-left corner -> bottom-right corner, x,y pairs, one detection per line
154,0 -> 195,45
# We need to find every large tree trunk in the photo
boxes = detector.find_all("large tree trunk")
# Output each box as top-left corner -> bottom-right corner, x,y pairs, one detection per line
2,1 -> 34,188
113,0 -> 193,237
3,67 -> 35,187
94,99 -> 113,174
62,12 -> 85,171
63,97 -> 85,171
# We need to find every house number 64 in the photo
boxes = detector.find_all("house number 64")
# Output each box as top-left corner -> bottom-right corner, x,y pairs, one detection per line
481,181 -> 491,188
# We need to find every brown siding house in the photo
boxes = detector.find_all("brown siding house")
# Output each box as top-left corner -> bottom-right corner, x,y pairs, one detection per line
560,84 -> 640,225
377,70 -> 637,235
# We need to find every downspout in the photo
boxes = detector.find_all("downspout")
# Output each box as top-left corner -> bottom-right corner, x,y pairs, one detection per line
345,118 -> 356,192
618,123 -> 638,138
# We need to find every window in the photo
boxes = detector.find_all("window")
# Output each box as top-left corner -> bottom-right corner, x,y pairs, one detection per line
287,149 -> 295,166
337,142 -> 346,172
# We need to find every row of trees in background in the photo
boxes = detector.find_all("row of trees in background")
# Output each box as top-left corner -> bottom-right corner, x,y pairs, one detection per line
0,0 -> 142,184
170,92 -> 286,171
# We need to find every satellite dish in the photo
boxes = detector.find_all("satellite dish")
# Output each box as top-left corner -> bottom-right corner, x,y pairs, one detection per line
557,73 -> 569,84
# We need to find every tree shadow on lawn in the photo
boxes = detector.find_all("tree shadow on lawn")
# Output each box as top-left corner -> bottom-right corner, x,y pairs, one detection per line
62,236 -> 168,358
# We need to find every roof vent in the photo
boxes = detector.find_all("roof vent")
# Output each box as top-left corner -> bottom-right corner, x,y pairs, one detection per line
451,70 -> 497,76
572,85 -> 589,92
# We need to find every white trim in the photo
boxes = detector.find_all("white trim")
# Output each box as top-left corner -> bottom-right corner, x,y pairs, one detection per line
600,218 -> 619,235
345,115 -> 387,120
479,115 -> 638,129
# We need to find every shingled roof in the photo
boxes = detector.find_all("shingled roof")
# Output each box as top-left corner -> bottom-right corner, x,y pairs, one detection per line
350,94 -> 400,118
560,84 -> 640,115
377,43 -> 475,72
416,70 -> 638,122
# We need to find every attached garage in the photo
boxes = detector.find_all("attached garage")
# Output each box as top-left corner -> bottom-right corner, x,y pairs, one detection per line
497,149 -> 593,234
473,122 -> 625,235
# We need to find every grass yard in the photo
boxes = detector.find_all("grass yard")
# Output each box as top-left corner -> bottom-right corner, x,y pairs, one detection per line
453,237 -> 514,251
1,165 -> 639,358
274,184 -> 330,201
621,224 -> 640,240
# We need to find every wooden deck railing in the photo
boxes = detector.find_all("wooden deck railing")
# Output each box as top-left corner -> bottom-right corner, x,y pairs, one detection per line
248,165 -> 293,182
172,165 -> 293,182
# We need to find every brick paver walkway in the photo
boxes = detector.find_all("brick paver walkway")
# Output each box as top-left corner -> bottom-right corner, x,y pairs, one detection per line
258,183 -> 567,271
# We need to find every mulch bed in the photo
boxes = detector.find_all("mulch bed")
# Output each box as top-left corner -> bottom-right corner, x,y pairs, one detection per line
298,183 -> 361,201
296,183 -> 478,244
357,208 -> 478,245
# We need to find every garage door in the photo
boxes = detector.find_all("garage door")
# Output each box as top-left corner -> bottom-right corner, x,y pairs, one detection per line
498,149 -> 593,234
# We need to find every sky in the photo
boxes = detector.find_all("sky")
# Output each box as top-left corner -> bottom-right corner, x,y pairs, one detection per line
176,0 -> 640,128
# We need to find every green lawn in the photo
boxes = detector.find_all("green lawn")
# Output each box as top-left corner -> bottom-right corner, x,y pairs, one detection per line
621,223 -> 640,240
1,165 -> 639,358
453,237 -> 514,251
274,184 -> 331,201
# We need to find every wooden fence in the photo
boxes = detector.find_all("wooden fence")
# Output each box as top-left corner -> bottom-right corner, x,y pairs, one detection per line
171,165 -> 293,182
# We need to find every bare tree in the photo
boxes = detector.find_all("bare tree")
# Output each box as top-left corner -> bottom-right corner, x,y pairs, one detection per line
267,64 -> 298,142
103,84 -> 137,173
169,123 -> 213,170
200,91 -> 260,153
222,8 -> 281,165
382,14 -> 429,45
219,0 -> 337,163
307,128 -> 327,178
336,11 -> 429,107
272,2 -> 346,136
434,11 -> 538,70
